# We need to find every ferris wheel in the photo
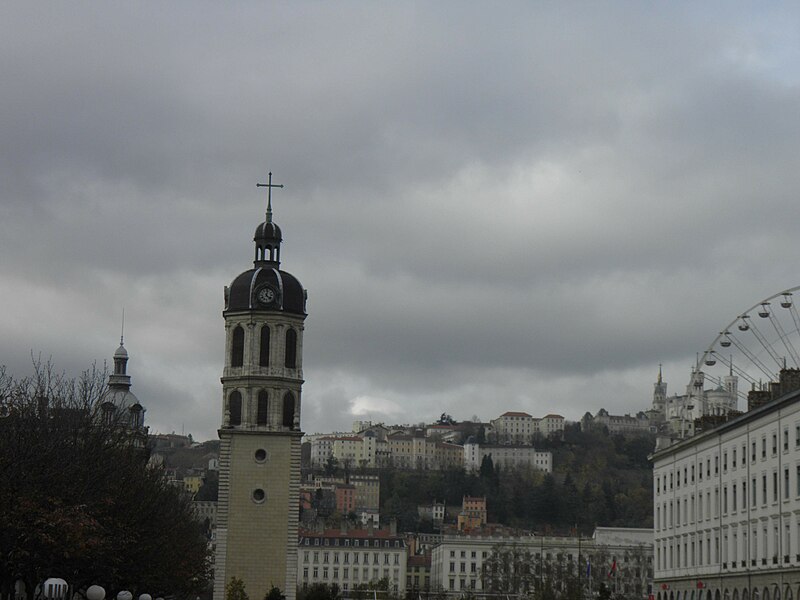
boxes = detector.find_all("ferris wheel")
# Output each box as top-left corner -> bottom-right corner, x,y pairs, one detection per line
695,286 -> 800,406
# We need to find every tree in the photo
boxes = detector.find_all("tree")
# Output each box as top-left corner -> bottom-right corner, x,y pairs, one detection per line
323,455 -> 339,476
264,586 -> 285,600
0,360 -> 209,599
226,578 -> 249,600
297,583 -> 340,600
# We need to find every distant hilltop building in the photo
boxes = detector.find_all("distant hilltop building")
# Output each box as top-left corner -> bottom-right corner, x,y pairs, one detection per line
463,440 -> 552,473
650,365 -> 738,437
486,412 -> 565,444
581,408 -> 654,436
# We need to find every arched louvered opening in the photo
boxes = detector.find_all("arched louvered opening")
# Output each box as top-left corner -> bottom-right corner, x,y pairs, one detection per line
285,328 -> 297,368
229,391 -> 242,426
231,326 -> 244,367
259,325 -> 270,367
283,392 -> 295,428
257,390 -> 268,426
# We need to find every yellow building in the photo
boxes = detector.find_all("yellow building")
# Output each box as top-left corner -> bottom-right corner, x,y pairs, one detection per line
213,182 -> 307,600
183,474 -> 204,495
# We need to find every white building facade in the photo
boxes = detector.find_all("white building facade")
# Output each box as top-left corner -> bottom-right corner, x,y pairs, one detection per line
298,528 -> 407,595
463,442 -> 553,473
652,382 -> 800,600
429,527 -> 652,597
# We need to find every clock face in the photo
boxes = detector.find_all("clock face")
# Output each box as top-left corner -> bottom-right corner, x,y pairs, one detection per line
257,286 -> 276,305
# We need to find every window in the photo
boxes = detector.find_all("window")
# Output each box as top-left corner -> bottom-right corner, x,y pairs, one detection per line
785,468 -> 790,500
763,475 -> 768,505
285,328 -> 297,368
231,326 -> 244,367
773,434 -> 778,455
257,390 -> 268,426
762,438 -> 767,458
774,472 -> 778,502
283,392 -> 295,428
229,391 -> 242,426
259,325 -> 270,367
752,441 -> 757,462
796,465 -> 800,496
784,429 -> 790,451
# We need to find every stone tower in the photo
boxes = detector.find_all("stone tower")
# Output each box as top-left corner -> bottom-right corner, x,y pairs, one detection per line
214,179 -> 307,600
652,364 -> 667,413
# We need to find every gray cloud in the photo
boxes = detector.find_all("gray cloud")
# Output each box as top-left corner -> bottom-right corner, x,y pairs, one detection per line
3,2 -> 800,438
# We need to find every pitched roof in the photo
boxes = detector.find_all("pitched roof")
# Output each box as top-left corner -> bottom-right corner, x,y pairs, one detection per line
500,411 -> 532,417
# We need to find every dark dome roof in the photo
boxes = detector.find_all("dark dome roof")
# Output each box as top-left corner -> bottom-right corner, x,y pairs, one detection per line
227,266 -> 306,315
255,220 -> 282,242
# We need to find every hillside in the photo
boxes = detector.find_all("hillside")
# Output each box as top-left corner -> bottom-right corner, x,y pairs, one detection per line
378,424 -> 654,533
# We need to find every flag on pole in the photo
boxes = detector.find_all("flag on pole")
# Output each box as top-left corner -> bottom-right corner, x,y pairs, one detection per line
608,558 -> 617,578
586,559 -> 591,578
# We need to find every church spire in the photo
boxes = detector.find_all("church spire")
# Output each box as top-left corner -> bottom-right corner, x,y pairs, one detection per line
110,309 -> 131,388
253,172 -> 284,267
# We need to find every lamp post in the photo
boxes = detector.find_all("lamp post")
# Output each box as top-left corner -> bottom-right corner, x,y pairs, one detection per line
86,586 -> 106,600
42,578 -> 68,600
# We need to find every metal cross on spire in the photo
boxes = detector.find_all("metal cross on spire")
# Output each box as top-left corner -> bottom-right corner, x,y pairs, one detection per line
256,172 -> 284,224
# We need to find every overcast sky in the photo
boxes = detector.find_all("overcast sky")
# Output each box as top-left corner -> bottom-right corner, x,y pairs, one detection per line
3,2 -> 800,440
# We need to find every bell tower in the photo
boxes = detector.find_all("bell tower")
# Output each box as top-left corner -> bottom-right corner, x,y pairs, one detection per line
214,174 -> 307,600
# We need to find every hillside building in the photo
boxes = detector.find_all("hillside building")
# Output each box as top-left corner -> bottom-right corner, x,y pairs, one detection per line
463,441 -> 552,473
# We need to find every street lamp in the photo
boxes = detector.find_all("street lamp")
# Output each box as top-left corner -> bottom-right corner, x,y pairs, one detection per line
42,578 -> 68,600
86,586 -> 106,600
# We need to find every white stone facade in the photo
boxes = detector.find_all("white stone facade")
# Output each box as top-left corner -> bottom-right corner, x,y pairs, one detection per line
463,441 -> 552,473
429,527 -> 652,596
652,386 -> 800,600
298,529 -> 407,595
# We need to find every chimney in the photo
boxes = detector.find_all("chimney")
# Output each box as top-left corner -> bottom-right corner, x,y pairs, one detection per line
748,389 -> 771,411
779,368 -> 800,397
367,519 -> 374,536
390,518 -> 397,536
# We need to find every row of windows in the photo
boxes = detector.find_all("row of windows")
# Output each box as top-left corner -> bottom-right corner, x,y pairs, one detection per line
230,325 -> 297,369
228,390 -> 295,427
302,537 -> 402,548
302,566 -> 400,586
657,466 -> 800,531
657,520 -> 798,571
656,426 -> 800,495
304,551 -> 400,565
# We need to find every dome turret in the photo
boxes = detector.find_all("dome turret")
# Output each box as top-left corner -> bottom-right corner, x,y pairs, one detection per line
224,172 -> 306,315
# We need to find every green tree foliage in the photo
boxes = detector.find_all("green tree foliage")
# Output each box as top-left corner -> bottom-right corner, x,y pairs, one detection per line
0,362 -> 209,599
350,578 -> 398,600
297,583 -> 341,600
264,586 -> 285,600
226,578 -> 249,600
